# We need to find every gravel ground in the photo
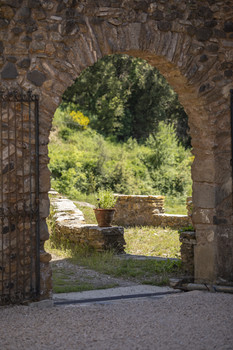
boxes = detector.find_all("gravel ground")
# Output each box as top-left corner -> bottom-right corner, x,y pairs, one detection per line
0,291 -> 233,350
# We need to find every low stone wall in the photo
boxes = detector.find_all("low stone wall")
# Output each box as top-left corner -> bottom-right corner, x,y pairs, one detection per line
51,192 -> 85,226
153,214 -> 192,229
50,192 -> 195,274
54,223 -> 125,253
113,195 -> 165,227
113,195 -> 192,228
50,192 -> 125,253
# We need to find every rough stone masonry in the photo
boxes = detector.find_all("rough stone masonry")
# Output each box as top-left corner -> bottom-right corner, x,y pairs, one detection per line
0,0 -> 233,301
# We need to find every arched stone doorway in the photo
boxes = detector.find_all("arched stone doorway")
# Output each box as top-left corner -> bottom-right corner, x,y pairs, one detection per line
0,0 -> 232,301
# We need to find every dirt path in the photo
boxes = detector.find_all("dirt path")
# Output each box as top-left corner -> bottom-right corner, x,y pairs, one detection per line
51,254 -> 140,292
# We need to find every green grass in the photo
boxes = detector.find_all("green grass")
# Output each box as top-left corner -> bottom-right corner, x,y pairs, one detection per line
73,192 -> 97,205
164,196 -> 187,215
70,253 -> 181,285
124,226 -> 181,258
53,274 -> 95,294
46,240 -> 183,288
74,203 -> 181,258
53,266 -> 119,293
75,203 -> 97,224
47,195 -> 185,291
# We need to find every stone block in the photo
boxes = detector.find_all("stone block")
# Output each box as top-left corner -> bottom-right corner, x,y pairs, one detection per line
158,21 -> 172,32
152,214 -> 192,229
40,251 -> 52,263
40,219 -> 49,241
194,236 -> 216,284
196,27 -> 212,41
17,7 -> 31,20
224,21 -> 233,33
28,299 -> 54,308
40,197 -> 50,218
216,226 -> 233,285
192,155 -> 216,182
216,178 -> 232,206
27,70 -> 47,86
0,6 -> 15,19
180,230 -> 196,275
1,62 -> 18,79
17,58 -> 31,68
39,165 -> 51,193
193,182 -> 217,209
113,195 -> 165,227
192,208 -> 215,225
40,261 -> 53,299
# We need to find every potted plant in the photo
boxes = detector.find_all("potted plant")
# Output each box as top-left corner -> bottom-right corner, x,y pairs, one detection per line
94,189 -> 117,227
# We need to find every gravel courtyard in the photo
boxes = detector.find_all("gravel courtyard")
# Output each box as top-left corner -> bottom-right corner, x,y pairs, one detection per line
0,291 -> 233,350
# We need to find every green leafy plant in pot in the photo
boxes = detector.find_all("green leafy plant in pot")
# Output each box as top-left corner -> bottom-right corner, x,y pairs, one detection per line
94,189 -> 117,227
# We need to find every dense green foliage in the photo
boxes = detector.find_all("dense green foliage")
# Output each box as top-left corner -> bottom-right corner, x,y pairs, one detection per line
49,108 -> 192,202
62,55 -> 190,148
49,55 -> 192,208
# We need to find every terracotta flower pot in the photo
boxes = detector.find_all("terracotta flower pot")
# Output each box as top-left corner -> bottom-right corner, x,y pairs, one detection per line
94,208 -> 115,227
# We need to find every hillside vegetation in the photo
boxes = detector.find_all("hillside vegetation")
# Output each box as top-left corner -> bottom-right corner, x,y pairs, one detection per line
62,54 -> 190,148
49,110 -> 192,213
49,55 -> 192,214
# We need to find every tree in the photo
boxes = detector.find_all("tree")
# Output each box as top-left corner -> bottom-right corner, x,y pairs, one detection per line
62,54 -> 190,146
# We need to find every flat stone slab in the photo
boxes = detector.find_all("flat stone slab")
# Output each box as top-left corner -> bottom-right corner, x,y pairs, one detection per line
156,213 -> 188,218
28,299 -> 54,308
117,254 -> 179,261
80,224 -> 124,233
53,285 -> 179,304
49,193 -> 85,225
115,194 -> 164,199
52,198 -> 81,213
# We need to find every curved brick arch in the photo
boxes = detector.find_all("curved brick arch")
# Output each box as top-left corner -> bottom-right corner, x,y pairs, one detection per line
0,0 -> 232,300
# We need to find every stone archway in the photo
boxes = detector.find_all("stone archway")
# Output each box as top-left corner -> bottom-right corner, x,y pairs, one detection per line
0,0 -> 232,300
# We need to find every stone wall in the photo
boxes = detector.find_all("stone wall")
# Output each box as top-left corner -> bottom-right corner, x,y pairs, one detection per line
179,230 -> 196,276
0,91 -> 52,303
153,214 -> 192,229
113,195 -> 192,228
50,193 -> 125,253
113,195 -> 165,227
0,0 -> 232,301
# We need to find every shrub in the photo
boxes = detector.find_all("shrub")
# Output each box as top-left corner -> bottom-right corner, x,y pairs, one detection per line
96,189 -> 117,209
49,109 -> 192,204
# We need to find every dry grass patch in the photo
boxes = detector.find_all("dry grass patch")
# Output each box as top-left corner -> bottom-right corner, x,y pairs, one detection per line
124,226 -> 181,258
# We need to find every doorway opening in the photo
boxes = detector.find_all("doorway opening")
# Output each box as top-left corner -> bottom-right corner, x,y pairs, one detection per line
46,54 -> 193,290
